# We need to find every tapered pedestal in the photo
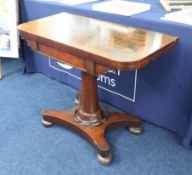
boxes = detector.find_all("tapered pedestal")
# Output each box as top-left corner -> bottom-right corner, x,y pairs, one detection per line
42,72 -> 142,164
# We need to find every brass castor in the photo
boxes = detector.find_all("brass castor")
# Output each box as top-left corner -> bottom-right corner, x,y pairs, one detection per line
129,126 -> 143,134
97,152 -> 113,165
41,118 -> 53,127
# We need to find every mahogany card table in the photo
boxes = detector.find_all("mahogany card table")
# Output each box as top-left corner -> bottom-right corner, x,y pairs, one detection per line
18,12 -> 178,164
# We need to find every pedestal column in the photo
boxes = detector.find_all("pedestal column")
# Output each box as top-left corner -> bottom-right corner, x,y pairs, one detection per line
76,72 -> 102,126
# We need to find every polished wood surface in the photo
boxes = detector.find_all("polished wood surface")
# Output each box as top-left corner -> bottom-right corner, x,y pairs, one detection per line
18,12 -> 178,71
42,108 -> 141,152
18,12 -> 178,164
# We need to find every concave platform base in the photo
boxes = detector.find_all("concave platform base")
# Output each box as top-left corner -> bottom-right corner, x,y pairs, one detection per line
42,108 -> 141,164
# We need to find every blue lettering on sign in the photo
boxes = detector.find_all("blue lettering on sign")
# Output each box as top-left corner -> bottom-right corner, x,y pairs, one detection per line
48,58 -> 137,102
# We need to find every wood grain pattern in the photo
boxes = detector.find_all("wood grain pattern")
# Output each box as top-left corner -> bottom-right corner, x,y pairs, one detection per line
18,12 -> 178,71
42,108 -> 141,151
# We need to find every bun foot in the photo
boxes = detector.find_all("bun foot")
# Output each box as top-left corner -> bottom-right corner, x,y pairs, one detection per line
97,152 -> 113,165
129,126 -> 143,134
41,119 -> 53,127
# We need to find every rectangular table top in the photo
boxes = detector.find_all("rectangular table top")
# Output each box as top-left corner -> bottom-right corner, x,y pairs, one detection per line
18,12 -> 178,70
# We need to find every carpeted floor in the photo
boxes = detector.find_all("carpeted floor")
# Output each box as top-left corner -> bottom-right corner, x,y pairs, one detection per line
0,58 -> 191,175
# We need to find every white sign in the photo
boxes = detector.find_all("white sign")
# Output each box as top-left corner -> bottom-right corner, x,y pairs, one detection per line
58,0 -> 98,5
0,0 -> 19,58
161,9 -> 192,25
92,0 -> 151,16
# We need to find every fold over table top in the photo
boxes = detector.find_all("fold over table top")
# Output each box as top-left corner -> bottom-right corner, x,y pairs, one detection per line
18,12 -> 178,70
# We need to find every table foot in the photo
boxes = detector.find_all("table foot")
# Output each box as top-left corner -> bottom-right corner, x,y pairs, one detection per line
42,109 -> 110,152
42,108 -> 141,164
97,151 -> 112,165
41,118 -> 54,127
128,126 -> 143,134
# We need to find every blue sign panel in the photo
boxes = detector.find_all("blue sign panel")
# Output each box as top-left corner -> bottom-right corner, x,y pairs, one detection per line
49,59 -> 137,104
